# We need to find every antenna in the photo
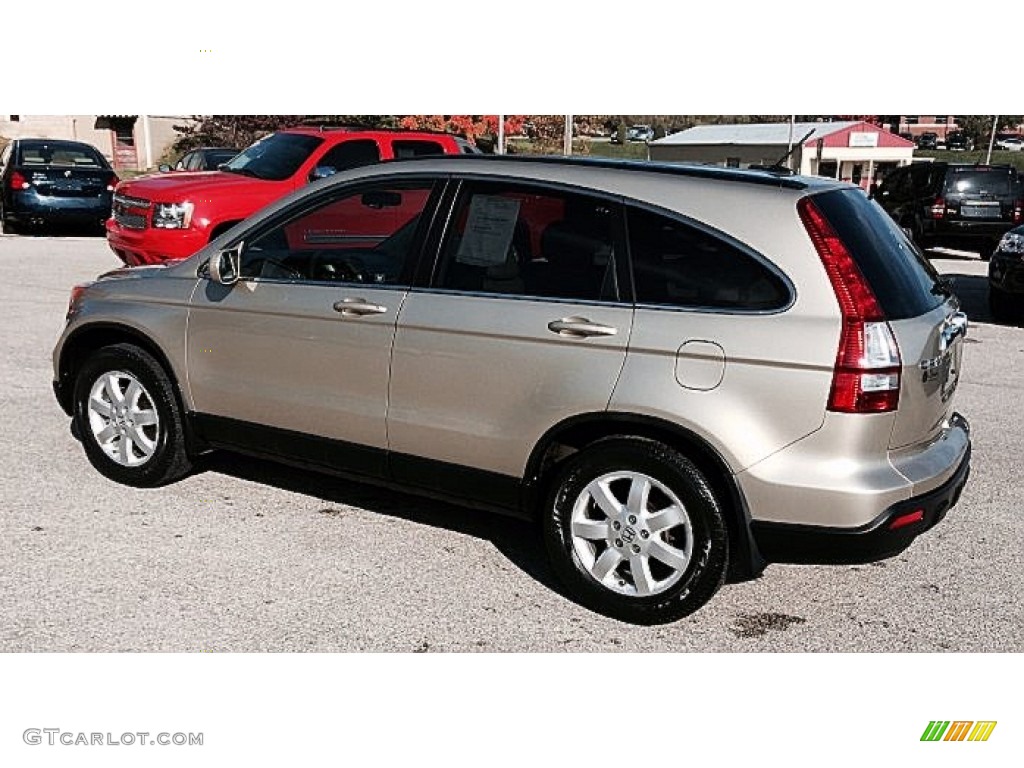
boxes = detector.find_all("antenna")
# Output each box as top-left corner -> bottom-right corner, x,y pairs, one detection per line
772,129 -> 815,171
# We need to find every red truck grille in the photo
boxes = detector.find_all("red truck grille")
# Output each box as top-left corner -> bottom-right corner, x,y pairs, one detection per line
112,192 -> 151,230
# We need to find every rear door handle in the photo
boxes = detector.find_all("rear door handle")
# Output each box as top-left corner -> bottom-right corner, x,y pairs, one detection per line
333,298 -> 387,317
547,317 -> 618,338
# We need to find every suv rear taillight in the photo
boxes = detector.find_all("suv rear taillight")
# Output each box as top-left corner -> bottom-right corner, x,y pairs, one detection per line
10,170 -> 30,190
798,197 -> 902,413
929,197 -> 946,219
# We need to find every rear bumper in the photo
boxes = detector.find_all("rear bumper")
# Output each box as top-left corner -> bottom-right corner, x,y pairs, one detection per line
6,192 -> 111,225
751,414 -> 971,564
106,220 -> 206,266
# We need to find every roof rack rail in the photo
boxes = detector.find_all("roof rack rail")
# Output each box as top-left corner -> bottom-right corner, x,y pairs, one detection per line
382,154 -> 809,190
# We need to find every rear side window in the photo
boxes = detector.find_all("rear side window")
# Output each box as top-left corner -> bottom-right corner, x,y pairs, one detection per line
626,206 -> 790,311
813,189 -> 943,320
944,169 -> 1015,196
392,140 -> 445,159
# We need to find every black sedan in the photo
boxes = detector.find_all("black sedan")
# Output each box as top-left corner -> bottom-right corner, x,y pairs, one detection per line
1,138 -> 118,234
989,224 -> 1024,323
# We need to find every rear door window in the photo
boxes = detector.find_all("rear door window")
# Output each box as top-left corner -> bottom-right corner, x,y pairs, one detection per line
433,181 -> 623,302
392,140 -> 446,159
626,206 -> 790,311
317,139 -> 381,173
812,189 -> 944,320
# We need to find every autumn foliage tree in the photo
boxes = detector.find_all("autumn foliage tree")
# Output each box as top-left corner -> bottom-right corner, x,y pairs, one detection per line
171,115 -> 397,155
397,115 -> 526,148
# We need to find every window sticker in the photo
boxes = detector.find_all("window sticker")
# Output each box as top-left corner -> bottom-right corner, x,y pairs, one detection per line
455,195 -> 521,266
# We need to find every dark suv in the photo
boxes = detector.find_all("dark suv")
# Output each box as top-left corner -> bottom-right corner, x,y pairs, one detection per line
874,163 -> 1023,257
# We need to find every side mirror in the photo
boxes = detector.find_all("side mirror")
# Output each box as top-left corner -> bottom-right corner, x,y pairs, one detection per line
209,245 -> 241,286
158,163 -> 172,173
309,165 -> 337,182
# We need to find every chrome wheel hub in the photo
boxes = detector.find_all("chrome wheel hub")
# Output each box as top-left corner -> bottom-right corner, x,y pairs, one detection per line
87,371 -> 160,467
569,471 -> 694,597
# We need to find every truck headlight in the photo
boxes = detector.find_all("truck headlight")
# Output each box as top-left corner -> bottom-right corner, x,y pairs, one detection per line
152,202 -> 195,229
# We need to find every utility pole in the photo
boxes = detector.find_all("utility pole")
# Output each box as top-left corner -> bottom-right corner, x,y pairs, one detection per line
564,114 -> 573,156
786,115 -> 796,172
497,114 -> 504,155
985,115 -> 998,164
142,115 -> 153,170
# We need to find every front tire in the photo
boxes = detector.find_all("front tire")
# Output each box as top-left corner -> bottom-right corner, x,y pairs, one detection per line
543,437 -> 728,624
72,343 -> 192,487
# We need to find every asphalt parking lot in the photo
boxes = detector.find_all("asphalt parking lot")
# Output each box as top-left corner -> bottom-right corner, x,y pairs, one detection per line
1,234 -> 1021,652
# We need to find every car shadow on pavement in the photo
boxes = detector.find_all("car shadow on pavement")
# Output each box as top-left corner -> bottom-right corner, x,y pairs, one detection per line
198,451 -> 568,597
948,273 -> 1022,327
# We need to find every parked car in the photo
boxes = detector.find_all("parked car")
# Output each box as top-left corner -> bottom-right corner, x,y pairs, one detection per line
627,124 -> 655,142
0,138 -> 118,234
995,135 -> 1023,152
945,131 -> 975,151
988,225 -> 1024,322
55,157 -> 973,623
106,127 -> 468,266
161,147 -> 241,172
873,163 -> 1023,257
916,132 -> 939,150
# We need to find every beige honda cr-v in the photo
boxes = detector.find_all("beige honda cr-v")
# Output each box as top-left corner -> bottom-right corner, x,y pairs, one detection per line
53,156 -> 971,623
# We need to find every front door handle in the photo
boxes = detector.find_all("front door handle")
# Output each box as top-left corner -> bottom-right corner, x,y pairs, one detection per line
333,298 -> 387,317
547,317 -> 618,339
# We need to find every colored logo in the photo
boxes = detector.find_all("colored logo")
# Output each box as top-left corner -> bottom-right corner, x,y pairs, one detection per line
921,721 -> 997,742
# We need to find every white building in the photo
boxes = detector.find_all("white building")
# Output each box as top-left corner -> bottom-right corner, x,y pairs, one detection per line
0,115 -> 192,171
649,121 -> 916,189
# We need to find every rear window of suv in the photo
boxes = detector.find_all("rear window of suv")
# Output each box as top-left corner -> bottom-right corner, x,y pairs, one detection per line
944,169 -> 1015,196
813,189 -> 944,320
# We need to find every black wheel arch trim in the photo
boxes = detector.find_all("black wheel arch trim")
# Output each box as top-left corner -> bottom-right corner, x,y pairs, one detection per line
54,321 -> 202,451
522,411 -> 766,580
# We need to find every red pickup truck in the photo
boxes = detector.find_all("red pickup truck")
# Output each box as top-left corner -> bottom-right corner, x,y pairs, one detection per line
107,127 -> 474,266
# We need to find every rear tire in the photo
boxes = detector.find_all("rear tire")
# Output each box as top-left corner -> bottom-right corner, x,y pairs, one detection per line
543,437 -> 729,624
72,343 -> 192,487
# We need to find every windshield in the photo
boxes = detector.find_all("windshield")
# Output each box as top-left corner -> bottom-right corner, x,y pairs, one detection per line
221,133 -> 324,181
